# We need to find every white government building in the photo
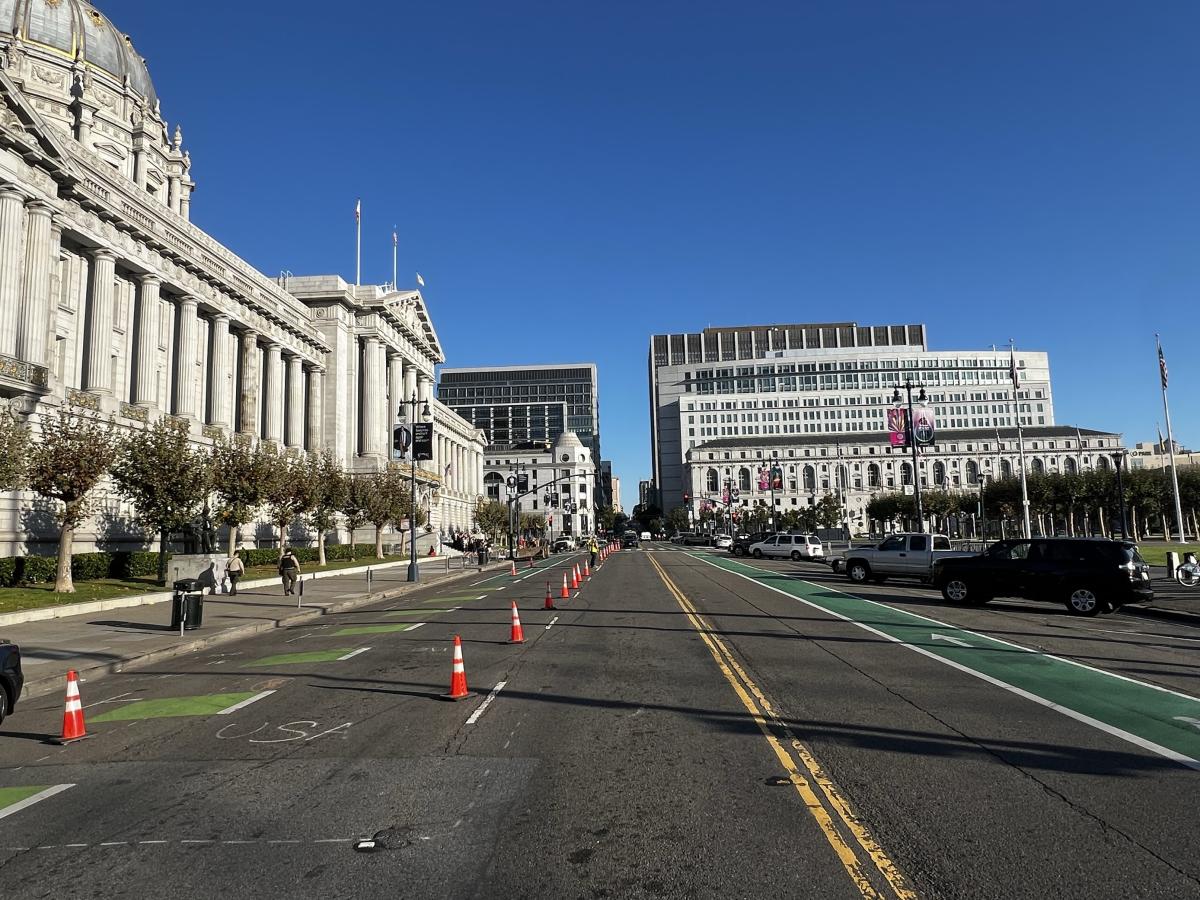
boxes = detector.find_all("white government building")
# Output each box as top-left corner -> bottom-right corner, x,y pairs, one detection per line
0,1 -> 485,556
647,323 -> 1124,532
482,431 -> 597,542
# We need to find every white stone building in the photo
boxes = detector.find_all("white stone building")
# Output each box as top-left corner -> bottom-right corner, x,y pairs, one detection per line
0,1 -> 484,555
483,432 -> 596,542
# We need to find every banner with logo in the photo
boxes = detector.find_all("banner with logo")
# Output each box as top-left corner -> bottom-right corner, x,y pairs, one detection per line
770,466 -> 783,491
912,404 -> 936,446
888,407 -> 908,447
758,467 -> 769,491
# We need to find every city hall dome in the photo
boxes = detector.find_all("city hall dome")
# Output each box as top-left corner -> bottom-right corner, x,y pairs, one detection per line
0,0 -> 156,104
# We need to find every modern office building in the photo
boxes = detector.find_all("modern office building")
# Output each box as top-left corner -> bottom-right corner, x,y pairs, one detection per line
649,322 -> 1076,515
438,363 -> 601,461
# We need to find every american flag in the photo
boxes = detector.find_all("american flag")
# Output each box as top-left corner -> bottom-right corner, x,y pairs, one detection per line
1158,342 -> 1169,390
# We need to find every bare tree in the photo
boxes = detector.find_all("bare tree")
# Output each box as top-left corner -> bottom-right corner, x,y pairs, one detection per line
25,406 -> 117,593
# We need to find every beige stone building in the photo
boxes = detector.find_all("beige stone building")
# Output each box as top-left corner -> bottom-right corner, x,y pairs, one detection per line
0,1 -> 484,555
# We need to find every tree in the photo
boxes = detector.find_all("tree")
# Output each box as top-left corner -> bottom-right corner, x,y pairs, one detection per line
340,475 -> 371,560
25,406 -> 117,593
211,437 -> 273,556
666,507 -> 689,534
594,505 -> 616,534
299,451 -> 346,566
363,468 -> 400,560
519,512 -> 546,536
612,512 -> 630,534
474,500 -> 508,542
0,408 -> 29,491
260,447 -> 310,558
111,418 -> 211,585
815,493 -> 844,530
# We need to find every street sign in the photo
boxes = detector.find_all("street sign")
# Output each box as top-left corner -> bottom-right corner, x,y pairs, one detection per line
412,422 -> 434,461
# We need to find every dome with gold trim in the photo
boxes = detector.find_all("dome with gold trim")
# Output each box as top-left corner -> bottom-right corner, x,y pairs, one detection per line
0,0 -> 156,104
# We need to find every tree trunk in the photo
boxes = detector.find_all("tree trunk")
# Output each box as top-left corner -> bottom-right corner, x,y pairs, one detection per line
157,528 -> 169,586
374,525 -> 384,559
318,529 -> 327,566
54,524 -> 75,593
278,523 -> 287,559
228,523 -> 238,558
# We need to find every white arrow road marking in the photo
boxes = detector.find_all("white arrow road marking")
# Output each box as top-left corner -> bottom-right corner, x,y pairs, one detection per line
1175,717 -> 1200,731
466,681 -> 507,726
545,616 -> 559,631
930,633 -> 971,648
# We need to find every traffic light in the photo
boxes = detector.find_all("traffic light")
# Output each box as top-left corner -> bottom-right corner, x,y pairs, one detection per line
683,492 -> 691,504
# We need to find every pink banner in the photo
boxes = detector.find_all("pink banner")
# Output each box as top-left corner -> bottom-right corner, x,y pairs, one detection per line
888,407 -> 908,447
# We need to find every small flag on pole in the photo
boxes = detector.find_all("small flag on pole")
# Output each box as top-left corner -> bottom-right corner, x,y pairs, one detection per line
416,272 -> 425,287
1158,424 -> 1166,452
1008,346 -> 1020,389
1158,342 -> 1169,390
355,199 -> 361,223
392,229 -> 397,247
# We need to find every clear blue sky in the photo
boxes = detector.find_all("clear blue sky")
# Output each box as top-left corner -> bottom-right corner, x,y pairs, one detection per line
118,0 -> 1199,495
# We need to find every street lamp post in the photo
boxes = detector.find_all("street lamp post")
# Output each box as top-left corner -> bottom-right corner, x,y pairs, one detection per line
766,452 -> 780,534
892,381 -> 926,533
397,392 -> 433,583
978,472 -> 989,541
1111,450 -> 1129,539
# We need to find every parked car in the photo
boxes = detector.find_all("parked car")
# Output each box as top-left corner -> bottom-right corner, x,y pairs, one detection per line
749,533 -> 825,561
934,538 -> 1153,617
552,537 -> 576,553
680,533 -> 712,546
622,530 -> 641,549
732,532 -> 774,557
713,534 -> 734,550
0,640 -> 23,727
837,533 -> 972,583
670,532 -> 690,544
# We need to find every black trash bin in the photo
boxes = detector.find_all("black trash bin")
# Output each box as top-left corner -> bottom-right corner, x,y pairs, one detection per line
476,548 -> 489,566
171,579 -> 203,631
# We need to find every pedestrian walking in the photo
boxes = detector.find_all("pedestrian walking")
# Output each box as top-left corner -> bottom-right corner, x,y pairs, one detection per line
278,548 -> 301,595
589,536 -> 599,569
225,550 -> 245,596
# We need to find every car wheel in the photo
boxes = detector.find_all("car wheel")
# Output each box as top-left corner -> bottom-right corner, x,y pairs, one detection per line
941,578 -> 988,605
752,549 -> 763,559
0,688 -> 7,727
847,561 -> 870,583
1066,587 -> 1106,617
733,547 -> 744,557
791,551 -> 801,561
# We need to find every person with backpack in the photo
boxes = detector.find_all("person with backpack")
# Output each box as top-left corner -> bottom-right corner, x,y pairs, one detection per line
279,549 -> 301,595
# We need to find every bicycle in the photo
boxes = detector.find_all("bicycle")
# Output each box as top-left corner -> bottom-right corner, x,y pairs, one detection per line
1177,552 -> 1200,587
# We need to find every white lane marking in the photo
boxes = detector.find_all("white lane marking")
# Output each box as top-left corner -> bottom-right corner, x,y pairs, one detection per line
406,622 -> 425,632
465,681 -> 507,726
139,840 -> 168,845
337,648 -> 371,661
181,840 -> 214,844
545,616 -> 559,631
1078,626 -> 1200,644
695,555 -> 1200,772
931,633 -> 971,648
99,842 -> 127,846
64,843 -> 88,848
215,690 -> 276,716
1177,717 -> 1200,731
0,784 -> 74,821
476,595 -> 487,600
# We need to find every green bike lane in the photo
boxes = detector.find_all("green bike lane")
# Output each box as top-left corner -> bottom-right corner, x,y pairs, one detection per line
695,553 -> 1200,771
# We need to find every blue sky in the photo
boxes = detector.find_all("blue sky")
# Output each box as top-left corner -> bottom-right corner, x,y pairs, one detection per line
117,0 -> 1198,496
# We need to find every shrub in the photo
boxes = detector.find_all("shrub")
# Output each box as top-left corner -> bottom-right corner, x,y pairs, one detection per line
110,551 -> 167,579
14,555 -> 57,585
70,552 -> 112,582
0,557 -> 15,587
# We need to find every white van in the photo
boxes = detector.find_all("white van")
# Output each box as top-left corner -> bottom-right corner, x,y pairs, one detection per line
639,531 -> 652,541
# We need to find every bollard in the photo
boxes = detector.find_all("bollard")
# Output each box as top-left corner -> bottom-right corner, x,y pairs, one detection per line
1167,552 -> 1179,580
446,556 -> 451,572
297,575 -> 304,608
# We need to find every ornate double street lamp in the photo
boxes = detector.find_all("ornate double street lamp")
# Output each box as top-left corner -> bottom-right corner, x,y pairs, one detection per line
395,393 -> 433,582
1111,449 -> 1129,539
765,452 -> 781,534
892,381 -> 929,533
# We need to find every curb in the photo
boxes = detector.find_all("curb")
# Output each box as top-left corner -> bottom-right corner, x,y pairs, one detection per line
1119,603 -> 1200,628
19,560 -> 510,701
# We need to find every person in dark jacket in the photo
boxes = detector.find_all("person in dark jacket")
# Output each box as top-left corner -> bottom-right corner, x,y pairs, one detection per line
279,549 -> 301,595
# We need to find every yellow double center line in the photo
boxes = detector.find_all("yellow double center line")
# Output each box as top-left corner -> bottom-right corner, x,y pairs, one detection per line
648,555 -> 916,900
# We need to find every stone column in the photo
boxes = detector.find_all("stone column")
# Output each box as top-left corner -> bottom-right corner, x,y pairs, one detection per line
306,367 -> 324,450
16,201 -> 53,364
84,249 -> 117,393
265,342 -> 283,442
387,353 -> 402,423
418,373 -> 432,404
238,330 -> 260,435
285,354 -> 304,447
403,363 -> 418,406
173,296 -> 199,418
180,185 -> 192,222
208,313 -> 231,426
168,174 -> 181,214
361,337 -> 382,456
0,186 -> 26,358
133,275 -> 161,407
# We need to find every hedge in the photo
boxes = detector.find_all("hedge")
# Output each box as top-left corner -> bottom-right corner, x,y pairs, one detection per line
0,543 -> 392,587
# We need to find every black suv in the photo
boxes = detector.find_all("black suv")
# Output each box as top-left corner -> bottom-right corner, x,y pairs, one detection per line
934,538 -> 1152,616
0,640 -> 23,726
732,532 -> 774,557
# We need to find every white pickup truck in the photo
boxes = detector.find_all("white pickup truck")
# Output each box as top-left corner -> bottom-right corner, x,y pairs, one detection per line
831,533 -> 975,584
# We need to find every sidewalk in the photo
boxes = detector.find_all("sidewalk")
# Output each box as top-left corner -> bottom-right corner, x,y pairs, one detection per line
5,555 -> 507,700
1121,568 -> 1200,626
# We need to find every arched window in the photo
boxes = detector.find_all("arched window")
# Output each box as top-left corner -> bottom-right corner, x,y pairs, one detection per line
738,468 -> 751,492
965,460 -> 979,485
1001,459 -> 1013,479
1096,456 -> 1110,471
901,462 -> 913,485
803,466 -> 816,492
867,463 -> 881,488
933,461 -> 946,485
484,472 -> 503,501
706,468 -> 719,492
1031,458 -> 1045,475
1064,457 -> 1077,475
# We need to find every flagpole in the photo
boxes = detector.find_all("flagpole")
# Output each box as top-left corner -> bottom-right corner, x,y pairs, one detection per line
392,227 -> 398,290
1157,334 -> 1187,542
355,199 -> 362,286
1010,340 -> 1032,538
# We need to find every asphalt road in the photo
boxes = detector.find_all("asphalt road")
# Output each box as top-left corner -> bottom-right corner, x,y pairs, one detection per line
1,545 -> 1198,899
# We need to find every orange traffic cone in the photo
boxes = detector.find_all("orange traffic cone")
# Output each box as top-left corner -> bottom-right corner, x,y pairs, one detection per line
571,565 -> 580,589
510,559 -> 518,576
57,669 -> 87,744
545,581 -> 556,610
508,602 -> 526,644
561,572 -> 570,599
442,635 -> 473,701
584,560 -> 592,578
